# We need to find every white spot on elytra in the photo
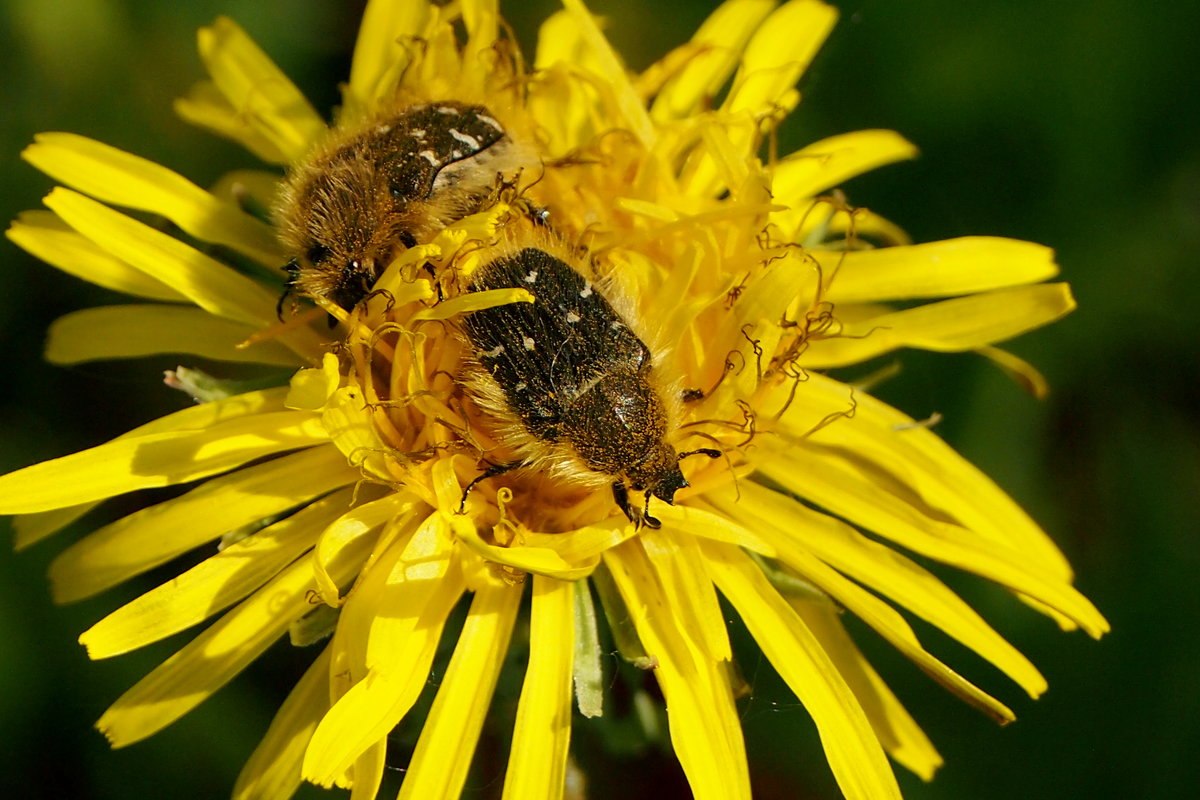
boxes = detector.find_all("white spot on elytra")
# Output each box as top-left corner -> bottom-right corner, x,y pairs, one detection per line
483,344 -> 505,358
580,282 -> 593,298
523,336 -> 536,350
410,128 -> 427,139
476,113 -> 503,132
566,310 -> 581,324
523,270 -> 538,284
451,149 -> 464,159
448,128 -> 481,150
435,106 -> 459,115
418,150 -> 440,166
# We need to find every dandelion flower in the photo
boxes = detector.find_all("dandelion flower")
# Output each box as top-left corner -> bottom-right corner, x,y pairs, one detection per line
1,1 -> 1108,799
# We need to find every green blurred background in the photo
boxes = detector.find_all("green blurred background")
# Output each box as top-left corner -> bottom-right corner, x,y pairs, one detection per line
1,1 -> 1196,798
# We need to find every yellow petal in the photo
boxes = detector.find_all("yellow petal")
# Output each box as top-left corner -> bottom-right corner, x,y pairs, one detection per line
724,0 -> 838,115
303,521 -> 465,787
788,595 -> 943,781
784,371 -> 1083,584
208,169 -> 283,211
345,0 -> 432,117
731,249 -> 813,333
9,387 -> 289,547
503,576 -> 575,800
759,442 -> 1108,638
44,189 -> 273,323
195,17 -> 325,162
635,41 -> 711,104
533,10 -> 580,69
96,530 -> 371,748
799,283 -> 1077,367
50,446 -> 354,603
709,251 -> 812,394
7,211 -> 183,301
765,379 -> 1109,637
348,742 -> 387,800
530,13 -> 606,157
359,272 -> 434,316
0,408 -> 329,516
42,192 -> 320,361
722,481 -> 1048,698
772,129 -> 919,203
654,503 -> 777,556
561,0 -> 655,147
819,237 -> 1060,303
699,494 -> 1017,723
977,344 -> 1051,399
398,578 -> 523,800
319,385 -> 398,483
285,352 -> 342,412
612,196 -> 681,223
522,519 -> 638,564
11,505 -> 93,551
700,540 -> 902,800
604,540 -> 751,800
650,0 -> 776,122
461,0 -> 500,80
233,646 -> 332,800
175,81 -> 292,164
792,203 -> 913,248
410,286 -> 534,321
453,516 -> 632,581
123,386 -> 291,430
428,455 -> 466,518
80,488 -> 353,659
455,528 -> 596,580
323,521 -> 416,698
694,118 -> 761,199
402,17 -> 469,107
23,133 -> 280,266
641,529 -> 731,662
46,304 -> 302,367
312,492 -> 422,606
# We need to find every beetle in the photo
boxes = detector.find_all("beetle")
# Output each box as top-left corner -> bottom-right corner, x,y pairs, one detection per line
276,101 -> 529,310
458,243 -> 717,527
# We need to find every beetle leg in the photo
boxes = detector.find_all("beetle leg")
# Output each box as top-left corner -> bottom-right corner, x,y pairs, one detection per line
458,461 -> 521,513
